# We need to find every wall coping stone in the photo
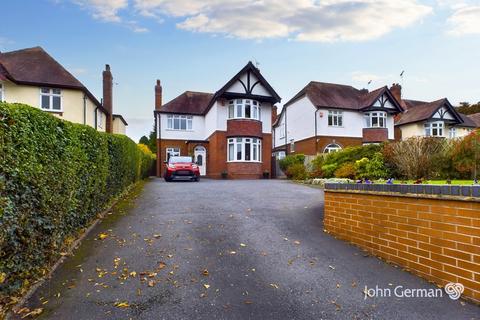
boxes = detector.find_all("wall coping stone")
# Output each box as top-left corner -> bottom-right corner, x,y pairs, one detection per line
324,183 -> 480,202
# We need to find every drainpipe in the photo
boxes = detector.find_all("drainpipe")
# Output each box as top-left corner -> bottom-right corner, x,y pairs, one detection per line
314,108 -> 319,154
285,107 -> 288,155
94,106 -> 98,130
83,94 -> 87,125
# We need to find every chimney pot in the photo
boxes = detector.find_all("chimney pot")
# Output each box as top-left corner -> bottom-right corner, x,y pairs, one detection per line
155,79 -> 163,111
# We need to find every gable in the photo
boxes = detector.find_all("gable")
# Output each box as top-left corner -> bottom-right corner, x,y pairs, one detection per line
373,93 -> 396,109
225,71 -> 271,97
432,105 -> 455,120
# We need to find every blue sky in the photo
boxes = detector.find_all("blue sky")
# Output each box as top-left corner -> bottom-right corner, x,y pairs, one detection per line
1,0 -> 479,141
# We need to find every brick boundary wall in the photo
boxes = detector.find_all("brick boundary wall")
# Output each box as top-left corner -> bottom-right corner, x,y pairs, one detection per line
323,183 -> 480,303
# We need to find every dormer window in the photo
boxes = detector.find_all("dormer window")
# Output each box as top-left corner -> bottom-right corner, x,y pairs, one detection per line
228,99 -> 261,120
424,121 -> 444,137
40,88 -> 62,111
365,111 -> 387,128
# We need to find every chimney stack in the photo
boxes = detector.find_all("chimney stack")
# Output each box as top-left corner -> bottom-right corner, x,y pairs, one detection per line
103,64 -> 113,133
155,79 -> 162,110
390,83 -> 402,104
271,105 -> 278,124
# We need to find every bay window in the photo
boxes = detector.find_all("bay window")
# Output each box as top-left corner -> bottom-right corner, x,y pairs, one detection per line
40,88 -> 62,111
365,111 -> 387,128
424,121 -> 444,137
228,99 -> 261,120
328,110 -> 343,127
167,114 -> 193,130
227,137 -> 262,162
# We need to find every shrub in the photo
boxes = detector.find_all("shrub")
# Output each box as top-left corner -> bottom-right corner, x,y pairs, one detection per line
334,162 -> 356,179
355,153 -> 390,179
309,154 -> 325,178
452,129 -> 480,179
285,163 -> 308,180
279,154 -> 305,172
0,103 -> 154,300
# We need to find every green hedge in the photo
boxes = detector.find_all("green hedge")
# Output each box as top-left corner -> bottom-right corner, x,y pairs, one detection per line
0,103 -> 154,298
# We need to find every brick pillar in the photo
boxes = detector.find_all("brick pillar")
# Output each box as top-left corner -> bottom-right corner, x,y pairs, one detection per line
155,80 -> 162,177
103,64 -> 113,133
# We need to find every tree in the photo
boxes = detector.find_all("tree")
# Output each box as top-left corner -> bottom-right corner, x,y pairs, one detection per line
139,135 -> 149,145
456,102 -> 480,115
452,129 -> 480,179
138,125 -> 157,154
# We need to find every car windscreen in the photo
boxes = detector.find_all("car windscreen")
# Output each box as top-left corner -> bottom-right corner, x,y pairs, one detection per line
169,156 -> 192,164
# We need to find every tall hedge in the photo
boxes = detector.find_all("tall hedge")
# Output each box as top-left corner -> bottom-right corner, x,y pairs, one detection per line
0,103 -> 154,298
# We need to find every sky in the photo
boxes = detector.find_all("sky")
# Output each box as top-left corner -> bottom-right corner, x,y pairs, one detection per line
1,0 -> 479,142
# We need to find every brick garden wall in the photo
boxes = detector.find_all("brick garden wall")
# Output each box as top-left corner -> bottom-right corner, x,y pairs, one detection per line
323,184 -> 480,303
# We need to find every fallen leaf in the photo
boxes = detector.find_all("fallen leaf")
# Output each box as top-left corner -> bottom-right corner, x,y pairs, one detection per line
153,234 -> 162,238
158,262 -> 167,270
244,300 -> 253,304
283,237 -> 289,241
115,302 -> 129,308
329,265 -> 335,270
0,272 -> 6,284
229,251 -> 237,255
98,233 -> 109,240
240,243 -> 247,247
202,269 -> 209,276
167,254 -> 174,258
203,284 -> 210,289
130,271 -> 137,277
336,283 -> 341,288
270,283 -> 279,289
148,280 -> 156,287
293,240 -> 301,245
351,281 -> 357,288
21,308 -> 43,318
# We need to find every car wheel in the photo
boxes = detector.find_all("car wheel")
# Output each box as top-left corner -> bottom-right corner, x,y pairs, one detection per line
164,177 -> 172,182
195,177 -> 200,182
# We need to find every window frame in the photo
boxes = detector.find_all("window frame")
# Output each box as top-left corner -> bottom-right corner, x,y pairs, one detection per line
166,114 -> 193,131
98,111 -> 104,129
279,123 -> 285,139
227,137 -> 262,163
364,111 -> 387,128
328,110 -> 343,127
424,121 -> 444,137
227,99 -> 261,121
39,87 -> 63,112
0,82 -> 4,102
449,127 -> 457,139
166,147 -> 181,160
324,143 -> 342,153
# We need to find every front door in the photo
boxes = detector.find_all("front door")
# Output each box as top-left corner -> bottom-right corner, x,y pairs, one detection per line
194,146 -> 206,176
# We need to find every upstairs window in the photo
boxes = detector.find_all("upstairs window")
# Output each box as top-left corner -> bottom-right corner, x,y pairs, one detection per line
328,110 -> 343,127
279,123 -> 285,139
228,99 -> 261,120
167,114 -> 193,130
365,111 -> 387,128
0,83 -> 4,101
40,88 -> 62,111
98,111 -> 104,128
424,121 -> 444,137
227,137 -> 261,162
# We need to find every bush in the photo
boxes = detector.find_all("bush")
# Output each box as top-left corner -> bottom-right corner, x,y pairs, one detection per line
334,162 -> 356,179
285,162 -> 308,180
355,153 -> 390,179
279,154 -> 305,172
0,103 -> 154,299
452,129 -> 480,179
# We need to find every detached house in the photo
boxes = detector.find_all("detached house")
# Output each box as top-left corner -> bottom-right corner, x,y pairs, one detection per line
393,86 -> 477,139
154,62 -> 281,179
272,82 -> 403,157
0,46 -> 127,134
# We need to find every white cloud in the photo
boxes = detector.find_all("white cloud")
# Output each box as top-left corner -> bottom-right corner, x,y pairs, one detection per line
447,5 -> 480,36
73,0 -> 128,22
132,0 -> 432,41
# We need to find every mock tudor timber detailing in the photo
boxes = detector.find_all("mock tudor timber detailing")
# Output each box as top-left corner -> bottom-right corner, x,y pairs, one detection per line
323,183 -> 480,303
154,62 -> 281,178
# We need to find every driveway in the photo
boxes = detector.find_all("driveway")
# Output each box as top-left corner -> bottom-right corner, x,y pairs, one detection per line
17,179 -> 479,319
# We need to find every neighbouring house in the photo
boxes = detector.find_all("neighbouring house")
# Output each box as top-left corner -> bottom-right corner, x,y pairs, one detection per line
0,46 -> 127,134
468,113 -> 480,127
154,62 -> 281,179
393,85 -> 477,139
272,82 -> 403,158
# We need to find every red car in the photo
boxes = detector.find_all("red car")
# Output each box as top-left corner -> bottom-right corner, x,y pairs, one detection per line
164,156 -> 200,182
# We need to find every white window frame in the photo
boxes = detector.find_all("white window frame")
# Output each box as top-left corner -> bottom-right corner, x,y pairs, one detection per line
424,121 -> 444,137
227,99 -> 261,120
98,111 -> 104,128
279,123 -> 285,139
167,114 -> 193,131
328,110 -> 343,127
166,147 -> 181,159
364,111 -> 387,128
0,82 -> 4,102
324,143 -> 342,153
449,127 -> 457,139
40,87 -> 63,111
227,137 -> 262,162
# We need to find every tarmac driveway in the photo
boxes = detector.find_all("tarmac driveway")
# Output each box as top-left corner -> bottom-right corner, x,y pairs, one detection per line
18,179 -> 479,319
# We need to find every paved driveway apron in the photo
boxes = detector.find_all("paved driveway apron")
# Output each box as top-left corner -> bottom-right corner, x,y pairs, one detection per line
19,179 -> 479,319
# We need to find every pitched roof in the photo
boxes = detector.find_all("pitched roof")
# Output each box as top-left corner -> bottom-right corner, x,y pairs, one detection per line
468,113 -> 480,127
284,81 -> 401,111
0,46 -> 106,113
395,98 -> 467,127
458,113 -> 477,128
159,91 -> 214,115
